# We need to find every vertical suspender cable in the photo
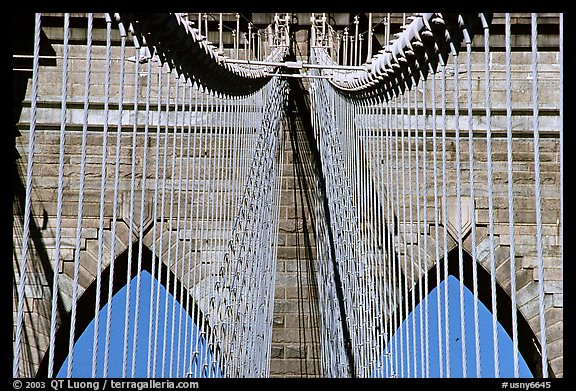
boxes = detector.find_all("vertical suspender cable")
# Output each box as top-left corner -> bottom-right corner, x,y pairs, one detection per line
165,72 -> 178,376
365,104 -> 376,376
404,81 -> 415,377
407,80 -> 418,378
355,100 -> 363,374
187,82 -> 197,376
48,12 -> 69,378
440,59 -> 451,378
377,100 -> 385,376
353,98 -> 361,374
480,12 -> 500,378
366,14 -> 373,63
413,83 -> 425,378
155,66 -> 172,378
181,80 -> 194,377
364,101 -> 376,377
226,94 -> 240,377
429,64 -> 444,378
354,15 -> 359,66
179,80 -> 193,378
201,90 -> 216,377
241,90 -> 255,376
169,74 -> 182,377
358,102 -> 367,375
236,89 -> 252,376
147,56 -> 163,378
383,98 -> 393,378
219,13 -> 224,54
14,12 -> 41,377
169,75 -> 186,377
372,103 -> 383,377
206,91 -> 222,378
162,70 -> 179,377
400,91 -> 410,377
152,63 -> 171,377
131,52 -> 153,378
192,87 -> 206,377
168,74 -> 188,377
393,94 -> 405,377
223,92 -> 235,376
421,76 -> 430,378
217,92 -> 232,376
235,14 -> 240,59
343,29 -> 348,66
210,91 -> 223,377
188,90 -> 200,379
464,23 -> 482,379
385,96 -> 398,377
204,14 -> 209,50
190,83 -> 202,377
366,103 -> 375,375
121,42 -> 140,378
103,21 -> 126,377
218,91 -> 230,376
372,102 -> 381,377
197,89 -> 210,377
370,102 -> 378,376
531,13 -> 548,378
504,13 -> 520,378
452,42 -> 467,378
67,13 -> 92,377
91,13 -> 111,378
384,95 -> 395,378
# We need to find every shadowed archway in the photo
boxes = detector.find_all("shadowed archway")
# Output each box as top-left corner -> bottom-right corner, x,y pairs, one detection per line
36,241 -> 215,377
385,245 -> 554,378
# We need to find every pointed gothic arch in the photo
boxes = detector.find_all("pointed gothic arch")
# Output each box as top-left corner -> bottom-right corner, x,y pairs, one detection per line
36,241 -> 217,377
384,245 -> 554,378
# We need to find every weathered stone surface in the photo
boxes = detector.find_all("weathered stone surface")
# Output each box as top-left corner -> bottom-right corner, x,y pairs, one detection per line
13,13 -> 562,379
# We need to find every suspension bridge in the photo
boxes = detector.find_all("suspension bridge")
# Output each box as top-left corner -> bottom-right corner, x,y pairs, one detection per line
12,12 -> 563,378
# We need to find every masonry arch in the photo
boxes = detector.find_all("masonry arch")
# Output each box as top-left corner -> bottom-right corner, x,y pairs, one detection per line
386,245 -> 554,378
36,241 -> 216,377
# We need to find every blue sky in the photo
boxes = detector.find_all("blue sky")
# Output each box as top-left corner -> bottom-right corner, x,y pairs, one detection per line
374,275 -> 532,378
57,271 -> 220,378
59,272 -> 532,378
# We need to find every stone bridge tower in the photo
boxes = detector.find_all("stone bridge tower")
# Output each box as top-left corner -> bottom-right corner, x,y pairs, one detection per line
13,13 -> 562,378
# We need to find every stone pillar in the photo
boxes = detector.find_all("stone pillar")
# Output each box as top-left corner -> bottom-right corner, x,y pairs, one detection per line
269,82 -> 322,377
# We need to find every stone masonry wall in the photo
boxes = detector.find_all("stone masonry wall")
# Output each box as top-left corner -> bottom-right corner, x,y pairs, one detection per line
13,13 -> 562,378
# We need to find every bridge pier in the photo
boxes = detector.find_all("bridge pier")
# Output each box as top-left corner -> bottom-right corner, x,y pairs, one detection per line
13,12 -> 563,379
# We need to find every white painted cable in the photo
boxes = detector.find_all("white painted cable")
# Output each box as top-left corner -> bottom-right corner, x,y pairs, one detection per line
440,61 -> 451,378
453,48 -> 468,378
131,51 -> 153,378
91,12 -> 111,378
531,12 -> 548,378
121,44 -> 140,378
465,31 -> 482,379
67,13 -> 93,377
161,70 -> 180,377
48,12 -> 70,378
429,65 -> 444,378
481,12 -> 501,377
14,12 -> 41,377
103,28 -> 127,378
505,13 -> 520,378
147,57 -> 164,378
